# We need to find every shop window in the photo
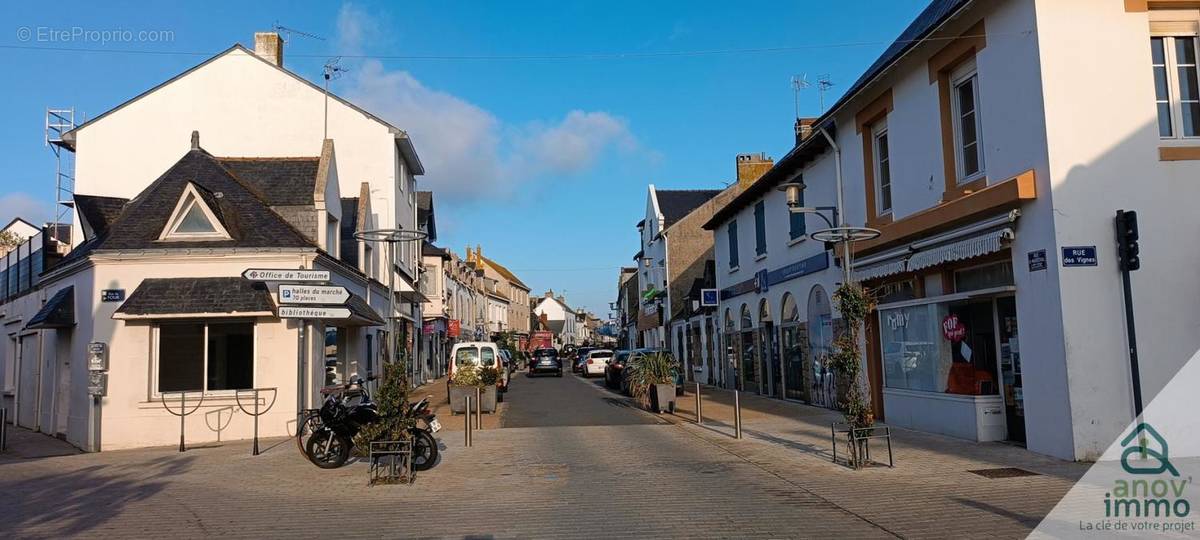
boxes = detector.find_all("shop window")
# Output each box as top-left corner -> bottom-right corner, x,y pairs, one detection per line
954,261 -> 1013,293
876,280 -> 917,304
879,299 -> 999,396
158,322 -> 254,393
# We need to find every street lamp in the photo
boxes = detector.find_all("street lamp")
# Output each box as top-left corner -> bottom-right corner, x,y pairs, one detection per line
776,182 -> 880,285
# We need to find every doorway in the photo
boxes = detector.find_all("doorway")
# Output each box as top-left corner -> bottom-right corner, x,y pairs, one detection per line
996,297 -> 1025,443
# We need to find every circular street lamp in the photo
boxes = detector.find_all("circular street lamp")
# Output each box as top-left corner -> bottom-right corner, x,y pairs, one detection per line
354,228 -> 429,383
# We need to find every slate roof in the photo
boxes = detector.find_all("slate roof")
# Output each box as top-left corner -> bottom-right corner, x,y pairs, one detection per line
218,158 -> 320,206
340,197 -> 360,266
416,191 -> 436,241
74,195 -> 129,237
479,255 -> 529,290
422,241 -> 450,260
26,286 -> 74,329
60,148 -> 316,267
115,277 -> 274,316
705,0 -> 971,229
546,319 -> 566,335
656,189 -> 721,229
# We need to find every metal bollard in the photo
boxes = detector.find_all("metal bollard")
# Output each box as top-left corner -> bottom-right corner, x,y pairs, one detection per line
695,383 -> 702,425
475,387 -> 483,431
465,397 -> 473,447
0,408 -> 7,452
734,390 -> 743,440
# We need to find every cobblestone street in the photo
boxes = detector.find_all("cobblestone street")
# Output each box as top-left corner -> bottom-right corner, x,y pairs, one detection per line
0,372 -> 1087,539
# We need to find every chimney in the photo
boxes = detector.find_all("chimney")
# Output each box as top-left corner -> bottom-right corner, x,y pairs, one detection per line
254,32 -> 284,67
735,153 -> 774,188
545,289 -> 554,298
795,118 -> 816,146
190,130 -> 200,150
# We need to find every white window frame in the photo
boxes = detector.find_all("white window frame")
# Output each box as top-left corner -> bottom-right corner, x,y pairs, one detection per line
872,120 -> 893,216
151,320 -> 257,397
157,183 -> 232,241
1151,23 -> 1200,140
950,59 -> 985,184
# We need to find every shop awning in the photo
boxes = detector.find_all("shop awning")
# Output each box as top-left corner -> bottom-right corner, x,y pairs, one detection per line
907,228 -> 1013,273
113,277 -> 275,319
852,211 -> 1019,282
341,293 -> 386,326
25,286 -> 75,329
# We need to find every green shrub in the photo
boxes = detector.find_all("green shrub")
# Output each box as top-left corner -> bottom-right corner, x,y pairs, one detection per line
452,365 -> 481,387
626,351 -> 678,401
479,366 -> 500,386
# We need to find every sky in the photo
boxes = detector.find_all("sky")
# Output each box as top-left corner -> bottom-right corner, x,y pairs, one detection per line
0,0 -> 931,317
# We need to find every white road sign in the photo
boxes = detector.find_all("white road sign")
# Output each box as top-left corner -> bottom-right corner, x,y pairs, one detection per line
242,269 -> 330,282
279,284 -> 351,305
278,306 -> 352,319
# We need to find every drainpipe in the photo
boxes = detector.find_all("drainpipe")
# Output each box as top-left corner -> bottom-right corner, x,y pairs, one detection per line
818,126 -> 853,287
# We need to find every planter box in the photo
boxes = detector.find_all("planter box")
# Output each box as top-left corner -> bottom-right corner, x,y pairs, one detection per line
649,384 -> 676,413
449,385 -> 499,414
480,386 -> 498,413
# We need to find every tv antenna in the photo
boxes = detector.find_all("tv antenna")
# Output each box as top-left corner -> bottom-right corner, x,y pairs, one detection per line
791,75 -> 810,119
817,74 -> 835,112
322,57 -> 349,139
272,22 -> 325,43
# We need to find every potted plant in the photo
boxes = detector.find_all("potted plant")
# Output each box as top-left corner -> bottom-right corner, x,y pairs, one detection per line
627,351 -> 679,413
448,365 -> 480,414
478,367 -> 500,413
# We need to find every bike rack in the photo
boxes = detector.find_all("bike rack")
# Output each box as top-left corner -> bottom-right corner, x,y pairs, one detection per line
161,391 -> 205,452
368,439 -> 413,486
235,388 -> 278,455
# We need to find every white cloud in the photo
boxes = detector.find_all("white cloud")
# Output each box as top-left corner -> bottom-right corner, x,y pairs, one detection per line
0,193 -> 50,227
334,5 -> 646,202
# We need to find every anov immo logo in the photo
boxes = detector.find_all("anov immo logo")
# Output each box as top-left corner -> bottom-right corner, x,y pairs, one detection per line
1106,423 -> 1191,519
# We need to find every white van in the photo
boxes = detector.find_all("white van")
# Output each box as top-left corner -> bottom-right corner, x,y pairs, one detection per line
448,341 -> 510,393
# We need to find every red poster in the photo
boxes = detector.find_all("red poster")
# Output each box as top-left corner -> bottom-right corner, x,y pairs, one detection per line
942,314 -> 966,342
422,322 -> 435,335
448,319 -> 461,337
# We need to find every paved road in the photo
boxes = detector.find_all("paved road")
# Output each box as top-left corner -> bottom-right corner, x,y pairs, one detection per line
502,370 -> 664,428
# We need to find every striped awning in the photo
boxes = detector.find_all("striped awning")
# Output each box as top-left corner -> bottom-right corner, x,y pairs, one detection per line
907,228 -> 1013,272
853,260 -> 908,282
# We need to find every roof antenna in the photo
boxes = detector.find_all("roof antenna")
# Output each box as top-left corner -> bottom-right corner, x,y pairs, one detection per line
817,74 -> 835,112
272,21 -> 325,43
790,74 -> 810,120
322,57 -> 349,139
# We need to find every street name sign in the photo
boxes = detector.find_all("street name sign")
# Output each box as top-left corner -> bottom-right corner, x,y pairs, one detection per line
1061,246 -> 1098,267
279,284 -> 350,305
242,268 -> 330,282
278,306 -> 351,319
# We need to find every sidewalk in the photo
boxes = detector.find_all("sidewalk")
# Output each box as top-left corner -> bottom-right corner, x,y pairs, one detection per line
410,375 -> 506,431
0,424 -> 82,461
663,383 -> 1088,538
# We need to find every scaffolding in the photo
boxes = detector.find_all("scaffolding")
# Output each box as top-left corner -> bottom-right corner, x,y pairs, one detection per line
45,108 -> 76,243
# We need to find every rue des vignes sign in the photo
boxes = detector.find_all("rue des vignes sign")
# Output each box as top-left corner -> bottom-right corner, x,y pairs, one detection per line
241,268 -> 331,282
278,284 -> 351,305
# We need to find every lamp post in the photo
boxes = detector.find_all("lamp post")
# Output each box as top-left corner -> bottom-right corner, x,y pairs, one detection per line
354,228 -> 429,385
776,182 -> 879,285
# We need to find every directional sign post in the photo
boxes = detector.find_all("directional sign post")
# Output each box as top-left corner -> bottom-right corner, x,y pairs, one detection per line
278,284 -> 351,305
279,306 -> 351,319
242,269 -> 331,282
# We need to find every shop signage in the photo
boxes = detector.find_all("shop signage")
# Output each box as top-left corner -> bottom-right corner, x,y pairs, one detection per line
700,289 -> 719,307
100,289 -> 125,302
1027,249 -> 1047,272
278,284 -> 350,305
1061,246 -> 1098,267
886,311 -> 910,331
242,268 -> 331,282
422,322 -> 434,334
87,342 -> 108,371
448,319 -> 461,337
942,314 -> 966,342
278,306 -> 351,319
755,269 -> 769,293
719,252 -> 829,301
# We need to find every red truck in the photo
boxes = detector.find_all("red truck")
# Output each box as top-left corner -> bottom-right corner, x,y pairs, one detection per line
528,331 -> 554,352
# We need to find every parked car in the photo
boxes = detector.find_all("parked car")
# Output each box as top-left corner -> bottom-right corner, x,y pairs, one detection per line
529,347 -> 563,377
448,341 -> 508,394
581,349 -> 613,378
571,347 -> 595,373
604,350 -> 633,390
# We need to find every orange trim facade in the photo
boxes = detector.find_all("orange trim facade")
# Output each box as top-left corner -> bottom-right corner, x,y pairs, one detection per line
1126,0 -> 1200,11
853,169 -> 1037,256
855,89 -> 895,227
1159,145 -> 1200,160
928,19 -> 987,203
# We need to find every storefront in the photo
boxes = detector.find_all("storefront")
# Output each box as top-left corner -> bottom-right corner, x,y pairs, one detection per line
856,215 -> 1025,443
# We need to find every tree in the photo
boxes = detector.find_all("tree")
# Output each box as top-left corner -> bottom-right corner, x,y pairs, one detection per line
0,230 -> 23,256
352,362 -> 413,452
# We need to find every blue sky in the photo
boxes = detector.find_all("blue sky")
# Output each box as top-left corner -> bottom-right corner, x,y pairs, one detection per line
0,0 -> 930,316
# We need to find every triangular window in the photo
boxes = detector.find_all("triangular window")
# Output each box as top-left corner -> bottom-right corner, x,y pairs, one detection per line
158,183 -> 231,241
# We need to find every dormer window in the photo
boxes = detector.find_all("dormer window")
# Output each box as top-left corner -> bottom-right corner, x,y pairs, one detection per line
158,183 -> 231,241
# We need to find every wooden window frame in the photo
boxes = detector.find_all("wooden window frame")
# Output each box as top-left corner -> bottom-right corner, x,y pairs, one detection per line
855,89 -> 894,227
929,19 -> 988,202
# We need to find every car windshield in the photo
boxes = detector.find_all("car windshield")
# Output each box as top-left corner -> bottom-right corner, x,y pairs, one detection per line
455,347 -> 479,366
613,352 -> 630,364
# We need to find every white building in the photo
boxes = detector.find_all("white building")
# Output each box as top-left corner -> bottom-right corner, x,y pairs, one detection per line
707,0 -> 1200,461
532,292 -> 578,347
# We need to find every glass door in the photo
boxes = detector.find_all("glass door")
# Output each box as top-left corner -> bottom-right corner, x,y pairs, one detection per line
996,296 -> 1025,443
781,324 -> 806,400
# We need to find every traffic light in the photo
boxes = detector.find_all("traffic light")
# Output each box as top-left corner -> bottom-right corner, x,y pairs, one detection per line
1116,210 -> 1140,272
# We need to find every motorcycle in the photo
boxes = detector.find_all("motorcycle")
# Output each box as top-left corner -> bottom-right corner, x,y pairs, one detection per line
304,377 -> 442,470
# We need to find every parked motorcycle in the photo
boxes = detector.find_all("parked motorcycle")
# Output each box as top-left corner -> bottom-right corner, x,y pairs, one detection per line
304,377 -> 442,470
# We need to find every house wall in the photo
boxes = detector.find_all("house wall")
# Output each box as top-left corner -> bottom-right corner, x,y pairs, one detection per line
638,186 -> 668,348
69,47 -> 417,281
